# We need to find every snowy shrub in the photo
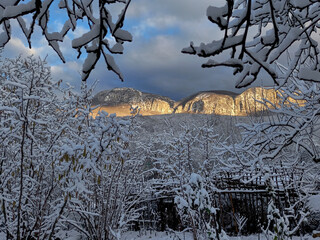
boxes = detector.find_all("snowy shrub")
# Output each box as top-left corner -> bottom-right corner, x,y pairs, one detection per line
263,177 -> 291,240
175,173 -> 228,240
0,55 -> 145,239
306,195 -> 320,233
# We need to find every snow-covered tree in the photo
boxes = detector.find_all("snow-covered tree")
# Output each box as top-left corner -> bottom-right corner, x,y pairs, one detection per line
223,78 -> 320,168
0,55 -> 145,239
144,119 -> 234,238
212,79 -> 319,236
0,0 -> 132,81
154,122 -> 200,182
65,108 -> 147,240
188,3 -> 320,234
183,0 -> 320,88
0,55 -> 71,239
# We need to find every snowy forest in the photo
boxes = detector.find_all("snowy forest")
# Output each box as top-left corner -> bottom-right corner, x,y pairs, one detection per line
1,0 -> 320,240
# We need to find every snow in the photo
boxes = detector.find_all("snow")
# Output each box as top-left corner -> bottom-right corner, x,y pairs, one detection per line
48,40 -> 66,63
0,0 -> 133,82
202,59 -> 244,69
122,231 -> 191,240
261,30 -> 276,45
299,68 -> 320,82
72,24 -> 100,49
307,195 -> 320,213
182,35 -> 244,57
17,16 -> 31,38
114,28 -> 133,42
2,1 -> 36,19
58,0 -> 66,8
103,52 -> 124,80
1,1 -> 320,238
54,229 -> 82,240
189,172 -> 201,185
290,0 -> 313,9
0,22 -> 10,47
207,5 -> 228,28
122,231 -> 314,240
83,52 -> 98,74
111,42 -> 124,53
182,0 -> 320,90
46,31 -> 63,41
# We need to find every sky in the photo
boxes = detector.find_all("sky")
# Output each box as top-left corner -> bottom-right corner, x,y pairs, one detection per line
2,0 -> 272,101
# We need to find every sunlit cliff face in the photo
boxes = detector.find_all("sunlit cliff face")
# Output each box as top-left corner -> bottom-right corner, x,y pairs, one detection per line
90,87 -> 175,117
174,87 -> 280,116
90,87 -> 301,117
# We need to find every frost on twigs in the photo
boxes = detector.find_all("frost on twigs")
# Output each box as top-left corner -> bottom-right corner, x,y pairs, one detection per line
183,0 -> 320,88
0,0 -> 132,81
0,55 -> 147,239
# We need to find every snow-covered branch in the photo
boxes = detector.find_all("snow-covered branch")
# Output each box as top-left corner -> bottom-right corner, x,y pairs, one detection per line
183,0 -> 320,88
0,0 -> 132,81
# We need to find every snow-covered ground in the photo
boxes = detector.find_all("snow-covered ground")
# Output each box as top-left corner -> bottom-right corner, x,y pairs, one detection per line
0,231 -> 315,240
122,231 -> 314,240
308,195 -> 320,213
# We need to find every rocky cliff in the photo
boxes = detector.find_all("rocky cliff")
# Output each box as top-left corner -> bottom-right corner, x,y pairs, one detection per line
91,88 -> 175,117
175,88 -> 279,116
91,87 -> 280,117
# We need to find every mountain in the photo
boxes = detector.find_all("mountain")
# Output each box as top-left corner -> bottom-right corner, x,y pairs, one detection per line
91,87 -> 280,117
91,88 -> 175,117
175,87 -> 278,116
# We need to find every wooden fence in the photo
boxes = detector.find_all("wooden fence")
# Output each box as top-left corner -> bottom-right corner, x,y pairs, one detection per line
133,167 -> 308,235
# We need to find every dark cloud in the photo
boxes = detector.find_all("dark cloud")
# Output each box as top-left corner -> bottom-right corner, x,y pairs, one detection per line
127,0 -> 222,21
85,0 -> 242,100
2,0 -> 274,101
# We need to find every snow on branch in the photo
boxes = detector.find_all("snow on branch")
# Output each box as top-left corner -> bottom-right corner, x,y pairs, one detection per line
0,0 -> 132,81
183,0 -> 320,88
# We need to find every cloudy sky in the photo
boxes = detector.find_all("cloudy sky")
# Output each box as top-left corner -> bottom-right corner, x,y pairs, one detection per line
2,0 -> 271,100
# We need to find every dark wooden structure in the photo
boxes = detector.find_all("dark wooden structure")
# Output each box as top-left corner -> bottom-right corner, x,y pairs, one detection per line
210,167 -> 305,234
133,167 -> 308,235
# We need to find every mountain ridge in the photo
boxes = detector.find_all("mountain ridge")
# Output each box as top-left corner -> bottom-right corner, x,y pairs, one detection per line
91,87 -> 279,117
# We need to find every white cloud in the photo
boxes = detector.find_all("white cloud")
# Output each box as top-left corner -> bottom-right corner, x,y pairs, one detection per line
2,38 -> 36,57
51,61 -> 82,84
